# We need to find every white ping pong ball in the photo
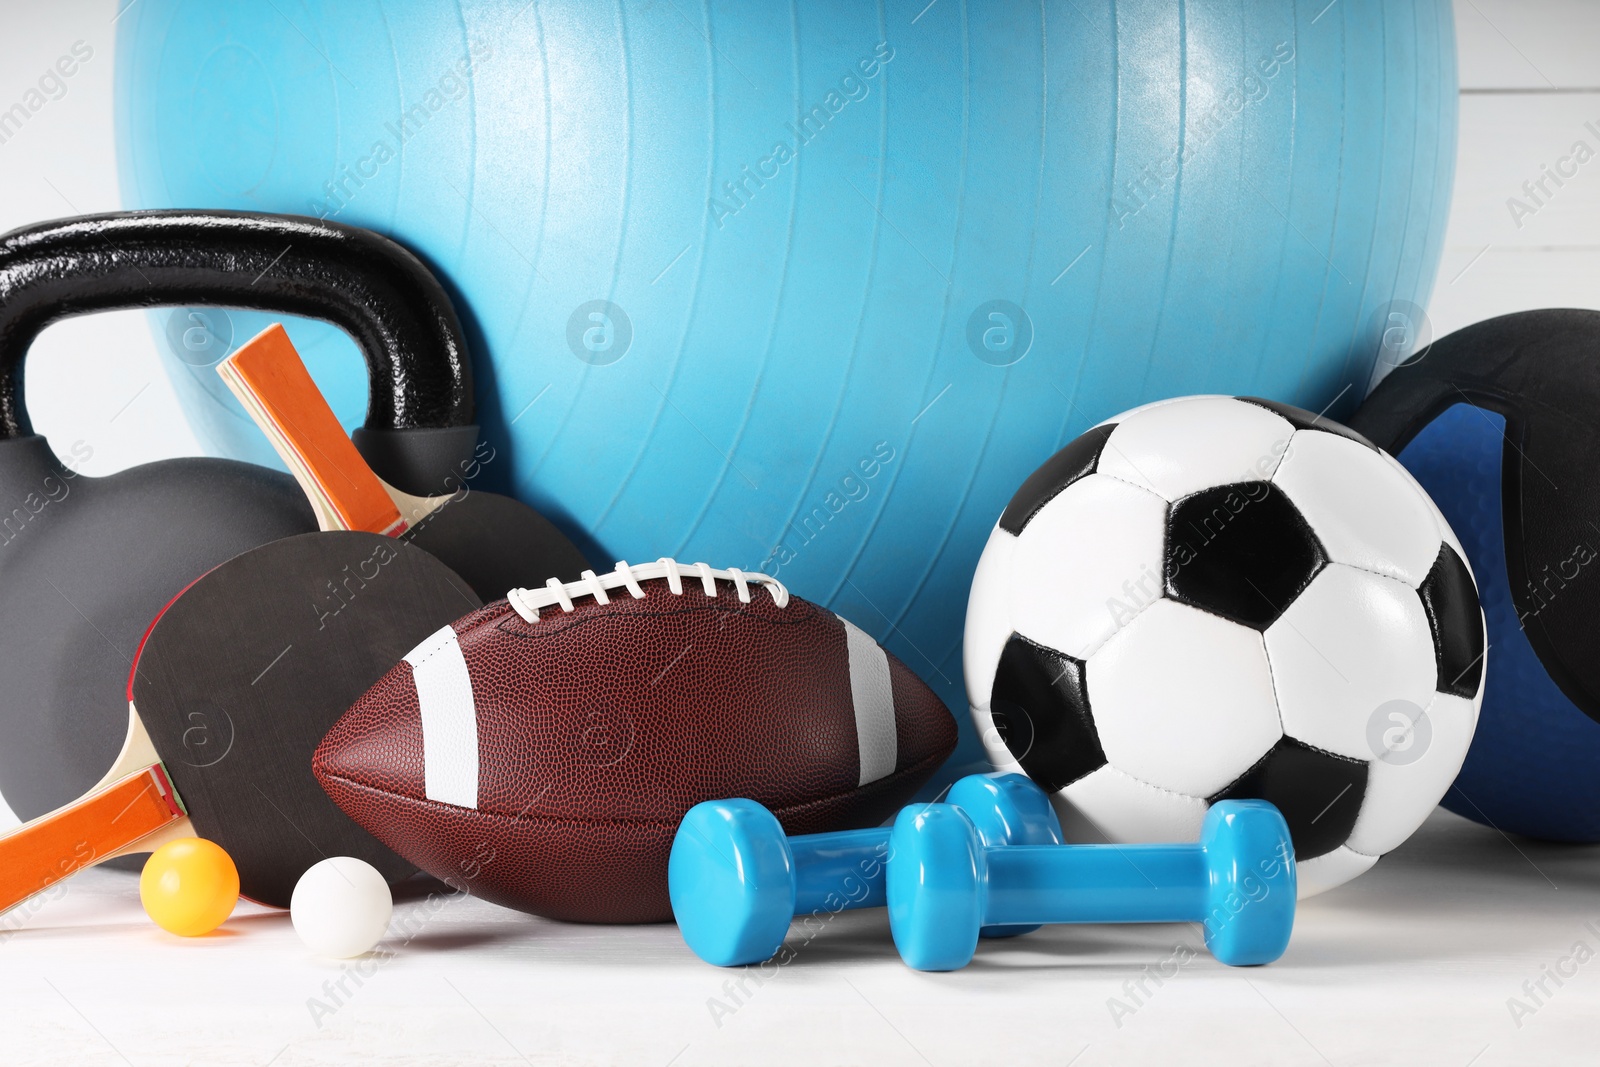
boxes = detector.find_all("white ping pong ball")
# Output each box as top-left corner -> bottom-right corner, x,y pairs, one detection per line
291,857 -> 393,958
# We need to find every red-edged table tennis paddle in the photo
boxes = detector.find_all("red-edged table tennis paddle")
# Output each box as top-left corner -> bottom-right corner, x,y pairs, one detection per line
0,532 -> 480,910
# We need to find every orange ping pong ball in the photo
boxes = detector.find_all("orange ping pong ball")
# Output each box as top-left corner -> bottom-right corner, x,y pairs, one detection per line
139,837 -> 240,936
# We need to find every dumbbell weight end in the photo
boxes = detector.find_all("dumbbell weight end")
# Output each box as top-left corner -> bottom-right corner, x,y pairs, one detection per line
670,800 -> 798,969
1195,800 -> 1296,966
945,772 -> 1062,939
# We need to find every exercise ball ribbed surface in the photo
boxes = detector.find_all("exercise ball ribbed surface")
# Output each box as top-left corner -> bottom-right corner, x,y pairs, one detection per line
116,0 -> 1458,770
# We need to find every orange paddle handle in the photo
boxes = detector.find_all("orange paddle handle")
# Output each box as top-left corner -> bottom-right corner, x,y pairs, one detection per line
222,324 -> 407,535
0,765 -> 184,914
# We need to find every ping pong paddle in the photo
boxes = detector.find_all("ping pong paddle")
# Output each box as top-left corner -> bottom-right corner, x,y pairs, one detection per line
0,532 -> 480,911
218,323 -> 590,599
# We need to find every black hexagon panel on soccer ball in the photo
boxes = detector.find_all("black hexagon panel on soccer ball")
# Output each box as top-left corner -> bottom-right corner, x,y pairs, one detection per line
1165,482 -> 1328,630
1418,542 -> 1486,698
988,634 -> 1107,793
1210,736 -> 1369,860
999,423 -> 1117,535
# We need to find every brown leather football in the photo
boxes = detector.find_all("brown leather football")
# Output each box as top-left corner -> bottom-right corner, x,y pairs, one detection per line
312,559 -> 956,923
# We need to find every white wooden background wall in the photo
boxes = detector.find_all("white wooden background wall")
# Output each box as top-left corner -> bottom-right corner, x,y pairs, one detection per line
1435,0 -> 1600,337
0,2 -> 202,478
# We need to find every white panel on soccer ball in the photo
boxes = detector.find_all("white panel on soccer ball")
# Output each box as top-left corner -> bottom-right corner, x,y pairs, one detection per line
979,744 -> 1026,780
963,525 -> 1017,715
1088,599 -> 1282,797
1094,396 -> 1295,502
1272,430 -> 1443,588
1347,692 -> 1479,856
1378,447 -> 1470,572
1008,473 -> 1168,659
1057,763 -> 1210,844
1089,394 -> 1209,430
1264,565 -> 1437,762
1295,845 -> 1378,897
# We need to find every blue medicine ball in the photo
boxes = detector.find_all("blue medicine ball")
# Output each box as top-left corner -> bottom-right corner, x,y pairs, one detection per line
1352,311 -> 1600,842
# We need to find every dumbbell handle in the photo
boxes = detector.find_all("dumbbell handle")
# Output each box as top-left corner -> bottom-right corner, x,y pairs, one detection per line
984,843 -> 1207,926
790,828 -> 889,913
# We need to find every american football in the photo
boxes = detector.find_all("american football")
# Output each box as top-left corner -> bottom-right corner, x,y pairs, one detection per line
313,559 -> 956,923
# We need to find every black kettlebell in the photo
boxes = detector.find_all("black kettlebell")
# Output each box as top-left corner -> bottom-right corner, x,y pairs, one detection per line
0,210 -> 564,832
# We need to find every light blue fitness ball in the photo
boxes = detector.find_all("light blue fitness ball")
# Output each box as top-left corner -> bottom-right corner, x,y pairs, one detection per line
115,0 -> 1458,772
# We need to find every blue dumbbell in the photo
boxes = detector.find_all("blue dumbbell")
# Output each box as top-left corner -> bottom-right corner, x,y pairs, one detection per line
669,773 -> 1063,967
887,799 -> 1296,971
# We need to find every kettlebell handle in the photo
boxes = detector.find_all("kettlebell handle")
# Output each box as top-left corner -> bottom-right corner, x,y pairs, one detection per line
0,210 -> 474,444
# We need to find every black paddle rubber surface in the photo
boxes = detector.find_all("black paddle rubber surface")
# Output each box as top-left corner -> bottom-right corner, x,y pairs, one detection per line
400,487 -> 590,600
130,532 -> 481,907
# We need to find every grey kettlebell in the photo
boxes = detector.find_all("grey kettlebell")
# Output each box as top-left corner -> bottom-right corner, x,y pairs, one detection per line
0,210 -> 518,833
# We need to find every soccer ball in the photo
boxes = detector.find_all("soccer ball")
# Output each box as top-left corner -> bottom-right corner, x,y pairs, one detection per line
965,396 -> 1487,896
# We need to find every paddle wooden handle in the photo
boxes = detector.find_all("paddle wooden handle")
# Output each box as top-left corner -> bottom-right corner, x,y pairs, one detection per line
0,765 -> 189,914
218,324 -> 410,535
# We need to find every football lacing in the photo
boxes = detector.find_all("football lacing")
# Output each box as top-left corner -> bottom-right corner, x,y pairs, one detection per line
507,558 -> 791,622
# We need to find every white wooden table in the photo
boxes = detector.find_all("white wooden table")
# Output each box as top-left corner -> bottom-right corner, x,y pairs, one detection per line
3,808 -> 1595,1066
